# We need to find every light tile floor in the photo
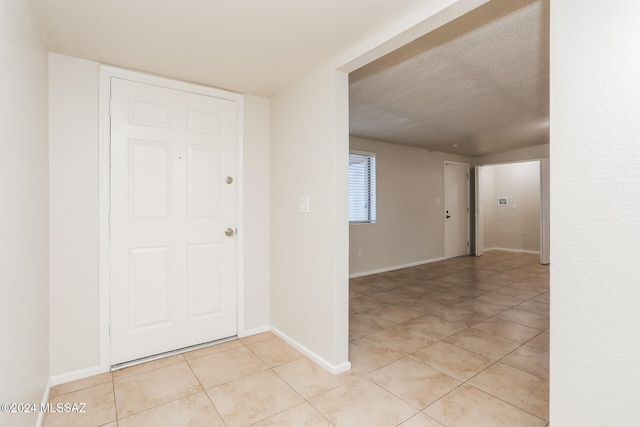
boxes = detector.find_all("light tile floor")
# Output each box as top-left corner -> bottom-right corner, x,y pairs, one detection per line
44,250 -> 549,426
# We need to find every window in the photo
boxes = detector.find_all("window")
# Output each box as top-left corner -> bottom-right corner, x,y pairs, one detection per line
349,151 -> 376,223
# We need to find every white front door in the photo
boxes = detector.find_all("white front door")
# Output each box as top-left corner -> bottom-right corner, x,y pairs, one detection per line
110,77 -> 238,364
444,162 -> 469,258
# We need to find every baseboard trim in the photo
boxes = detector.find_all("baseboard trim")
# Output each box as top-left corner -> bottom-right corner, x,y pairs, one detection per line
349,257 -> 447,278
51,327 -> 271,385
239,324 -> 271,338
484,247 -> 541,255
50,365 -> 106,387
270,327 -> 351,375
36,378 -> 52,427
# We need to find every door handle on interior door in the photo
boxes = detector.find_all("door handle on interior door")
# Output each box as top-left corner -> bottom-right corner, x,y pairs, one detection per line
225,228 -> 235,237
446,215 -> 451,219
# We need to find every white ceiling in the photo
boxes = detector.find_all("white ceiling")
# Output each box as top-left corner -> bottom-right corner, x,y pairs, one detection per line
350,0 -> 549,157
31,0 -> 433,97
32,0 -> 548,157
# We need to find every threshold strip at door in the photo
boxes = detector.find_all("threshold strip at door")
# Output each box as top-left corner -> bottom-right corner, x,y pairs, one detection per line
110,335 -> 238,371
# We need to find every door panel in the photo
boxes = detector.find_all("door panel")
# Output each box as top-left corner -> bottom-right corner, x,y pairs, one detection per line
187,109 -> 222,134
130,140 -> 172,219
129,247 -> 172,330
444,162 -> 470,258
110,78 -> 238,365
129,99 -> 171,128
187,243 -> 222,318
188,147 -> 222,218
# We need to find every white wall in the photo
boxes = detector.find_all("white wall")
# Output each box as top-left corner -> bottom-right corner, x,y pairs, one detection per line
49,54 -> 100,378
349,136 -> 471,276
270,66 -> 350,372
481,162 -> 540,252
242,95 -> 271,333
550,1 -> 640,425
48,54 -> 271,380
0,1 -> 50,426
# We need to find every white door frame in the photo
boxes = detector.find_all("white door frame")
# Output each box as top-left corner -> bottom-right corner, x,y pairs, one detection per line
473,159 -> 549,264
98,66 -> 245,372
444,161 -> 470,258
539,158 -> 550,264
474,165 -> 484,257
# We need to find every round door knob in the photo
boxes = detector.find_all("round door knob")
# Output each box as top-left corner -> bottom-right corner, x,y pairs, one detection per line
225,228 -> 235,237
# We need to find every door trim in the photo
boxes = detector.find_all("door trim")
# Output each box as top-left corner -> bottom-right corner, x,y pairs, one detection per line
473,159 -> 548,263
474,165 -> 484,257
540,158 -> 550,264
443,161 -> 470,258
98,66 -> 245,372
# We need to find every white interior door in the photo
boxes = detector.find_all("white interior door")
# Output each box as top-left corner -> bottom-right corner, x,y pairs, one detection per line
474,165 -> 484,256
444,162 -> 470,258
110,77 -> 238,365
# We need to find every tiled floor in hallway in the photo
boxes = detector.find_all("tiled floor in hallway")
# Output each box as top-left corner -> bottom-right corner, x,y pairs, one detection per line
44,250 -> 549,426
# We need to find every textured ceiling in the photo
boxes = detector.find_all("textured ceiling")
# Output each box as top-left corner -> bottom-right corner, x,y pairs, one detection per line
349,0 -> 549,157
31,0 -> 436,97
32,0 -> 548,157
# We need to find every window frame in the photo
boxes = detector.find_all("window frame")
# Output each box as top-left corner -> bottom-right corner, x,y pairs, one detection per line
348,150 -> 377,224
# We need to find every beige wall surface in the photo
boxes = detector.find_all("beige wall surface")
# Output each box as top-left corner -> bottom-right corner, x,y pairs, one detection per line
48,53 -> 100,379
349,136 -> 471,276
481,161 -> 540,252
270,66 -> 350,371
0,1 -> 50,426
349,140 -> 546,275
241,95 -> 271,333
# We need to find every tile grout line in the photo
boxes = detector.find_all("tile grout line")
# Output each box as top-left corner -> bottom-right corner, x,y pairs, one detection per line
350,252 -> 548,424
114,354 -> 205,422
241,337 -> 339,426
182,350 -> 229,427
110,377 -> 118,424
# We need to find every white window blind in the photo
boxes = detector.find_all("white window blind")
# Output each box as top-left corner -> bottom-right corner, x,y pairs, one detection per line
349,151 -> 376,223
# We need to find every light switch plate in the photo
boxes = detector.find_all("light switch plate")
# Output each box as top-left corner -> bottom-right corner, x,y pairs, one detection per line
299,197 -> 310,213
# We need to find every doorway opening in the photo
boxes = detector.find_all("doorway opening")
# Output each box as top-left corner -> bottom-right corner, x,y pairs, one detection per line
474,160 -> 549,264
